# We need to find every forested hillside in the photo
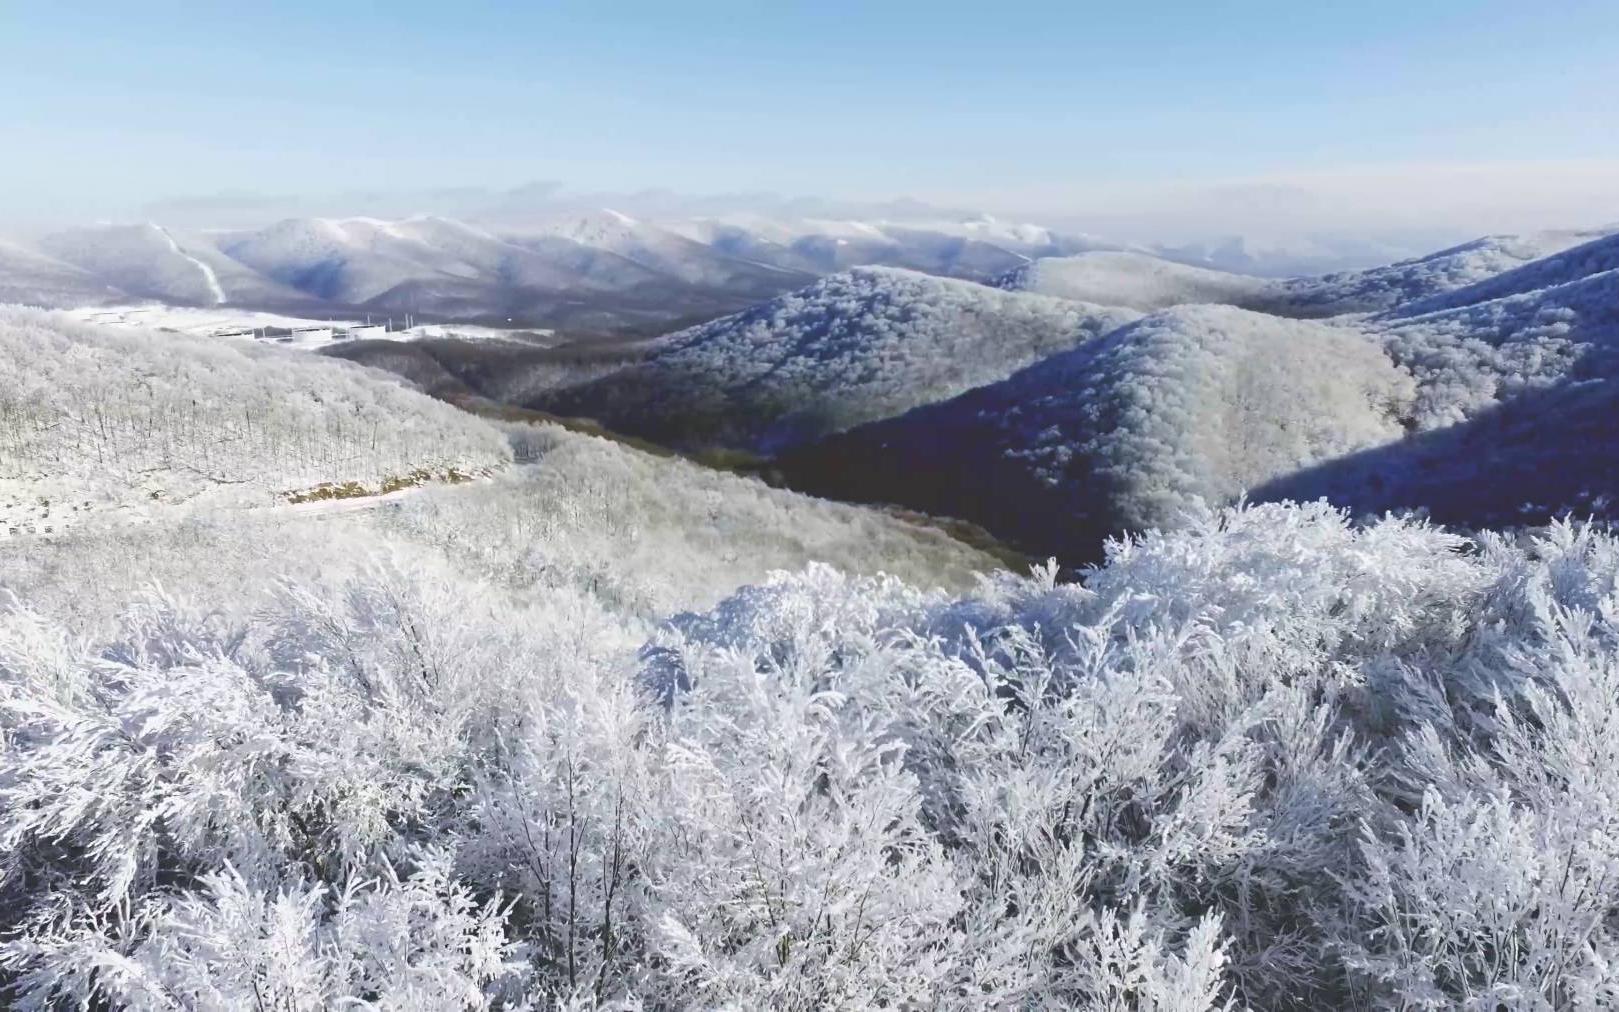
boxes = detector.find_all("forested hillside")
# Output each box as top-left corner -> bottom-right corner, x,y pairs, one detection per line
3,215 -> 1617,1012
775,230 -> 1619,563
0,308 -> 511,524
6,490 -> 1619,1009
538,267 -> 1138,452
780,305 -> 1416,559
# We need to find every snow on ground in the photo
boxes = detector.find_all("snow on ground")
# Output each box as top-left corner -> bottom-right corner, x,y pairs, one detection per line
155,224 -> 227,304
0,306 -> 512,527
61,303 -> 548,349
65,303 -> 360,339
999,250 -> 1277,311
401,321 -> 556,342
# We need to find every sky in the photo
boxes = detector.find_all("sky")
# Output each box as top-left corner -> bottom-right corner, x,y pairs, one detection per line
2,1 -> 1617,240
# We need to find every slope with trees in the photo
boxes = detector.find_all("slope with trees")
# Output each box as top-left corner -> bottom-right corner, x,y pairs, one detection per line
538,266 -> 1140,453
6,496 -> 1619,1009
0,307 -> 511,517
779,305 -> 1415,560
998,250 -> 1280,312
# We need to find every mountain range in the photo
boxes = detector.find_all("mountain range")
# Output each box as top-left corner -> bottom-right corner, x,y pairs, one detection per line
775,230 -> 1619,559
494,225 -> 1619,562
4,205 -> 1616,564
0,211 -> 1438,334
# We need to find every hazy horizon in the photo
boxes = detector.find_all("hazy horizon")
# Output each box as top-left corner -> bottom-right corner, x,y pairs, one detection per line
4,2 -> 1616,243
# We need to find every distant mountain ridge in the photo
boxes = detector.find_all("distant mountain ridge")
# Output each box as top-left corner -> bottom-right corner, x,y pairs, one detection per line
0,211 -> 1436,333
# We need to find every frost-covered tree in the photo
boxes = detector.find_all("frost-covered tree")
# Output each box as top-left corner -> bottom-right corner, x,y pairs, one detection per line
6,499 -> 1619,1008
0,307 -> 510,505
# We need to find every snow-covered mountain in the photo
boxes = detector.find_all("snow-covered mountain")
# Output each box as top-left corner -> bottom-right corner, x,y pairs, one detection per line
38,223 -> 314,308
1147,233 -> 1428,278
0,306 -> 510,517
216,215 -> 637,305
1249,241 -> 1619,526
776,231 -> 1619,560
7,210 -> 1552,336
998,251 -> 1279,312
1272,228 -> 1614,316
511,209 -> 812,293
1385,229 -> 1619,317
201,213 -> 799,331
1373,257 -> 1619,427
0,239 -> 123,307
7,211 -> 1128,332
1000,230 -> 1619,319
668,213 -> 1124,280
779,305 -> 1414,559
537,266 -> 1139,453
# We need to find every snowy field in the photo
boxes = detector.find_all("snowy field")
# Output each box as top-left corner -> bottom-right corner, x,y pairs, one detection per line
63,303 -> 552,350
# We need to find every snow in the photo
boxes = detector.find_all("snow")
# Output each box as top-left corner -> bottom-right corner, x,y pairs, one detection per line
65,302 -> 357,337
1388,228 -> 1619,316
0,240 -> 123,308
8,213 -> 1619,1007
540,266 -> 1140,452
1272,227 -> 1613,315
0,306 -> 511,519
1373,263 -> 1619,427
780,226 -> 1619,565
37,223 -> 239,306
15,210 -> 1597,339
7,482 -> 1619,1006
999,250 -> 1276,311
155,224 -> 226,304
780,303 -> 1412,560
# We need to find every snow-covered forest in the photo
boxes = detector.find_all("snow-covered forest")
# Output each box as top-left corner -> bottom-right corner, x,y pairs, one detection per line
0,308 -> 509,528
8,0 -> 1619,1002
7,489 -> 1619,1009
4,216 -> 1619,1009
539,267 -> 1139,453
776,230 -> 1619,562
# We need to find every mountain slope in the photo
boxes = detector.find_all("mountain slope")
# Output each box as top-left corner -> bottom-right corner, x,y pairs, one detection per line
0,306 -> 510,512
0,240 -> 123,307
669,214 -> 1124,280
1388,230 -> 1619,317
537,267 -> 1140,453
218,216 -> 509,305
779,305 -> 1415,560
511,210 -> 815,294
782,245 -> 1619,561
41,224 -> 236,305
998,251 -> 1278,311
1254,377 -> 1619,533
213,213 -> 817,330
1273,228 -> 1612,316
1375,265 -> 1619,428
1001,230 -> 1617,319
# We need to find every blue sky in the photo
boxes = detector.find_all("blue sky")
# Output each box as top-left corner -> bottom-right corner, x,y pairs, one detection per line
3,1 -> 1616,234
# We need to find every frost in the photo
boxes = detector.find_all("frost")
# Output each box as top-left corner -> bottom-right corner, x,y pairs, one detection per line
539,266 -> 1139,453
0,306 -> 512,511
5,500 -> 1619,1008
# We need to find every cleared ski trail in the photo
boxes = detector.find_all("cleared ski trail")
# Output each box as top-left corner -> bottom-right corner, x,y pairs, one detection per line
156,225 -> 227,304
